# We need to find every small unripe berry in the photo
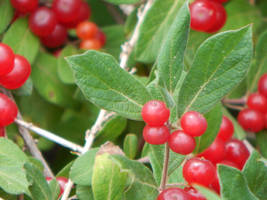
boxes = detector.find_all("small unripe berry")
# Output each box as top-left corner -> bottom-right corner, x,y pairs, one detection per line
80,39 -> 102,50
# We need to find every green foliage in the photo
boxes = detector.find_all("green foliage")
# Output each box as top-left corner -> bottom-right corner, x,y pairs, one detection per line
76,185 -> 94,200
123,134 -> 138,159
194,185 -> 221,200
256,131 -> 267,158
104,0 -> 140,5
0,0 -> 14,34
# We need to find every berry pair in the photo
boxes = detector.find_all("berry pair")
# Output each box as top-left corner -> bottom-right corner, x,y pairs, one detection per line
76,21 -> 106,50
0,43 -> 31,90
189,0 -> 227,33
238,74 -> 267,133
46,176 -> 68,198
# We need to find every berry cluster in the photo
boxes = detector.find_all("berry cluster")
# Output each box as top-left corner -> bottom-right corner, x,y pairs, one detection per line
46,176 -> 68,198
10,0 -> 106,50
238,74 -> 267,133
189,0 -> 228,33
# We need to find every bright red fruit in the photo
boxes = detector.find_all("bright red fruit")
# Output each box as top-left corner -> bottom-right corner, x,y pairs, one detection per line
258,74 -> 267,98
184,187 -> 206,200
76,21 -> 98,40
0,43 -> 15,76
224,139 -> 250,169
10,0 -> 38,14
157,188 -> 192,200
0,127 -> 6,137
46,177 -> 68,197
264,113 -> 267,129
40,24 -> 67,48
52,0 -> 82,24
143,125 -> 169,145
207,2 -> 226,33
0,55 -> 31,89
247,93 -> 267,113
29,7 -> 57,37
142,100 -> 170,126
80,39 -> 102,50
189,0 -> 217,32
95,30 -> 106,47
198,138 -> 226,164
0,93 -> 18,126
180,111 -> 207,137
183,158 -> 216,187
168,130 -> 196,155
217,116 -> 234,142
237,108 -> 264,132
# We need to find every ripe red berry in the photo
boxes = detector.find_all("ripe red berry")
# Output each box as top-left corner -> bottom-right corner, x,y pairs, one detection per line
217,116 -> 234,142
0,127 -> 6,137
180,111 -> 207,137
247,93 -> 267,113
52,0 -> 82,24
198,138 -> 226,164
264,113 -> 267,129
0,43 -> 15,76
0,55 -> 31,90
95,30 -> 106,47
0,93 -> 18,126
40,24 -> 67,48
46,176 -> 68,197
224,139 -> 250,169
76,21 -> 99,40
80,39 -> 102,50
10,0 -> 38,14
184,187 -> 206,200
206,2 -> 227,33
237,108 -> 264,132
189,0 -> 217,32
29,7 -> 57,37
183,158 -> 216,187
168,130 -> 196,155
157,188 -> 192,200
258,74 -> 267,98
143,125 -> 169,145
142,100 -> 170,126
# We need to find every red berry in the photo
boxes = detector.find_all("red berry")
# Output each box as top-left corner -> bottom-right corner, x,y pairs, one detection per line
183,158 -> 216,187
143,125 -> 169,145
10,0 -> 38,14
29,7 -> 57,37
210,0 -> 229,4
0,127 -> 6,137
40,24 -> 67,48
247,93 -> 267,113
0,93 -> 18,126
180,111 -> 207,137
157,188 -> 192,200
264,113 -> 267,129
184,187 -> 206,200
168,130 -> 196,155
80,39 -> 102,50
76,21 -> 99,40
237,108 -> 264,132
217,116 -> 234,142
258,74 -> 267,98
0,43 -> 15,76
56,177 -> 68,197
198,138 -> 226,164
52,0 -> 82,24
224,139 -> 250,169
206,2 -> 227,33
142,100 -> 170,126
218,160 -> 240,169
189,0 -> 217,32
95,30 -> 106,47
0,55 -> 31,90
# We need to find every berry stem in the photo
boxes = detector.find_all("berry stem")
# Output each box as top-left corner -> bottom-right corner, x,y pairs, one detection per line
222,103 -> 244,111
222,97 -> 246,105
159,143 -> 170,192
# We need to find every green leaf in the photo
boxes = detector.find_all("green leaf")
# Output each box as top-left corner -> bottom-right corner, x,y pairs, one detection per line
194,103 -> 222,153
123,134 -> 138,159
92,154 -> 128,200
193,185 -> 221,200
110,155 -> 158,200
24,162 -> 52,200
67,51 -> 152,120
13,78 -> 33,96
104,0 -> 140,5
218,165 -> 258,200
0,0 -> 14,34
70,148 -> 98,186
28,157 -> 44,173
178,26 -> 253,116
243,151 -> 267,199
135,0 -> 186,63
94,116 -> 127,146
57,45 -> 78,84
32,52 -> 78,108
56,161 -> 74,178
157,2 -> 190,93
148,144 -> 185,185
0,138 -> 29,195
256,130 -> 267,158
48,179 -> 60,200
3,17 -> 40,64
76,185 -> 94,200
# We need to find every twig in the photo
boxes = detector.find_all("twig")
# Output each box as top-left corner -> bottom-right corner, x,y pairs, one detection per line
137,156 -> 150,163
105,3 -> 125,24
0,89 -> 54,177
14,119 -> 84,153
159,144 -> 170,192
222,103 -> 244,111
166,183 -> 187,188
222,97 -> 246,105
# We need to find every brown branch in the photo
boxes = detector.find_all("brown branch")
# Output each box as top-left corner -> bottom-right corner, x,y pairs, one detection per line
105,3 -> 125,24
159,144 -> 170,192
